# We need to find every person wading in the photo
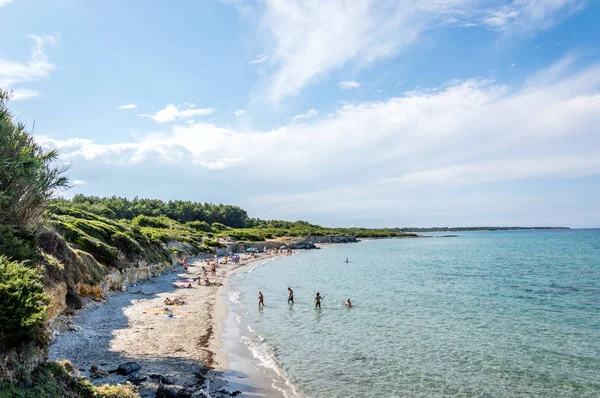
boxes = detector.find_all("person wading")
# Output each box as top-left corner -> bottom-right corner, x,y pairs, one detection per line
288,287 -> 294,305
258,291 -> 265,309
314,292 -> 325,309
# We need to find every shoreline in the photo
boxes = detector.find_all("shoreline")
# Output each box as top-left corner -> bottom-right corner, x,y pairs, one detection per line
48,251 -> 287,397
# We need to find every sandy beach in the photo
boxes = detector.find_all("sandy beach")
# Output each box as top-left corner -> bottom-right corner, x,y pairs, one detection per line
48,252 -> 287,397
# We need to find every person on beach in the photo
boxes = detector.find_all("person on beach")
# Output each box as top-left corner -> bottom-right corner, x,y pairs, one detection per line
314,292 -> 325,309
345,299 -> 352,308
183,258 -> 189,274
288,287 -> 294,305
258,291 -> 265,309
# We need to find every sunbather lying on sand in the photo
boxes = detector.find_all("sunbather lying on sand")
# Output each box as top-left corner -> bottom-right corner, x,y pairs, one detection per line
174,283 -> 193,289
164,297 -> 185,305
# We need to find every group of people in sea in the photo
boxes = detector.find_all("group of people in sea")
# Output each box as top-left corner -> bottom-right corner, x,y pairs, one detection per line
258,287 -> 351,309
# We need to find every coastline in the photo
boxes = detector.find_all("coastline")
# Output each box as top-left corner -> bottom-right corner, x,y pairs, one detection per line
48,251 -> 287,397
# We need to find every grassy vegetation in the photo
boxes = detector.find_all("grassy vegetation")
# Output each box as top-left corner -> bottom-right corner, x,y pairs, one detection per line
0,361 -> 140,398
49,198 -> 416,245
45,206 -> 180,266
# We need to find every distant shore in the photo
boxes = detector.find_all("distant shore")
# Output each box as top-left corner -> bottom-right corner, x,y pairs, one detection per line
396,226 -> 570,233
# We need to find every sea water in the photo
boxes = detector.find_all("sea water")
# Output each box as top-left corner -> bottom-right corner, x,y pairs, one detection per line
225,230 -> 600,397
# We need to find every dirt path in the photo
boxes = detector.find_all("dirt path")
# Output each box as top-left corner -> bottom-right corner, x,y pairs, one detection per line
49,254 -> 280,397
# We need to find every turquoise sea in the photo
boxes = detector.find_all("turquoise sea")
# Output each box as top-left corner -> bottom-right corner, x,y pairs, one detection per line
225,230 -> 600,397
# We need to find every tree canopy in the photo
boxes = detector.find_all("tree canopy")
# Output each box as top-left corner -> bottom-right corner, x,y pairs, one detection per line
0,90 -> 70,231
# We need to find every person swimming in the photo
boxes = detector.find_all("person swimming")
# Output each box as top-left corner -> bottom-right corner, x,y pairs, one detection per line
288,287 -> 294,304
345,298 -> 352,308
314,292 -> 325,309
258,291 -> 264,309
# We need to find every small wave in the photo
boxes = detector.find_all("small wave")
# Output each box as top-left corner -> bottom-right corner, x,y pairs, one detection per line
247,266 -> 257,273
229,291 -> 241,304
235,314 -> 242,324
241,336 -> 303,398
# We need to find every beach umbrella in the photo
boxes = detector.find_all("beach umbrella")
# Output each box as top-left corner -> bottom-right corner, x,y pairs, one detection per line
280,245 -> 287,249
246,247 -> 255,252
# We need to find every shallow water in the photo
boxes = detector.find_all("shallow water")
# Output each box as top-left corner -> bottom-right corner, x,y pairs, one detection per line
226,230 -> 600,397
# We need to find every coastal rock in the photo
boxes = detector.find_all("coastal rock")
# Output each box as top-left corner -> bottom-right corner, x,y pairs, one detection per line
116,361 -> 141,375
149,373 -> 174,384
218,389 -> 242,397
127,372 -> 148,385
176,388 -> 193,398
155,385 -> 178,398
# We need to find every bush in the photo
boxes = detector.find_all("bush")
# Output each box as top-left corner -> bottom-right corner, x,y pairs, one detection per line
131,215 -> 171,229
71,219 -> 112,241
202,238 -> 225,248
111,232 -> 142,255
185,220 -> 212,232
225,230 -> 265,242
211,222 -> 230,231
0,361 -> 96,398
95,383 -> 140,398
0,225 -> 39,263
0,256 -> 49,347
74,236 -> 117,264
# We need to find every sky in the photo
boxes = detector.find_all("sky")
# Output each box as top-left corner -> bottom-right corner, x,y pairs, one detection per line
1,0 -> 600,228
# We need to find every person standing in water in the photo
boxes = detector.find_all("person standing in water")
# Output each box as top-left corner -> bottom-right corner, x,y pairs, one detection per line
287,287 -> 294,304
345,299 -> 352,308
258,291 -> 264,309
345,258 -> 349,263
314,292 -> 325,309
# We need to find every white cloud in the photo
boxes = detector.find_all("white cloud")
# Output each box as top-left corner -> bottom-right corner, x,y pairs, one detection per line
291,108 -> 318,122
250,54 -> 268,64
0,33 -> 59,92
338,81 -> 361,90
11,88 -> 40,101
229,0 -> 585,101
72,180 -> 88,186
509,63 -> 516,71
39,59 -> 600,226
482,0 -> 585,34
138,103 -> 216,123
0,0 -> 12,7
234,109 -> 246,117
119,104 -> 137,110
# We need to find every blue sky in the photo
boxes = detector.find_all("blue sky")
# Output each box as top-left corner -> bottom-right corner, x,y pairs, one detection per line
2,0 -> 600,227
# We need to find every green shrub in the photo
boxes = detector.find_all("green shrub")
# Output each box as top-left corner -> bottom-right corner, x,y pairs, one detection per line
185,220 -> 212,232
211,222 -> 230,231
225,230 -> 265,242
111,232 -> 142,255
71,219 -> 118,241
0,225 -> 39,263
0,256 -> 49,347
49,219 -> 87,243
141,228 -> 171,244
0,361 -> 96,398
202,238 -> 225,248
131,215 -> 171,229
74,236 -> 117,264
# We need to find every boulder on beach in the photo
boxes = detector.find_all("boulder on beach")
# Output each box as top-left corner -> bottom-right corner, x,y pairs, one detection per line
127,372 -> 148,385
155,384 -> 178,398
149,373 -> 174,384
115,361 -> 142,375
